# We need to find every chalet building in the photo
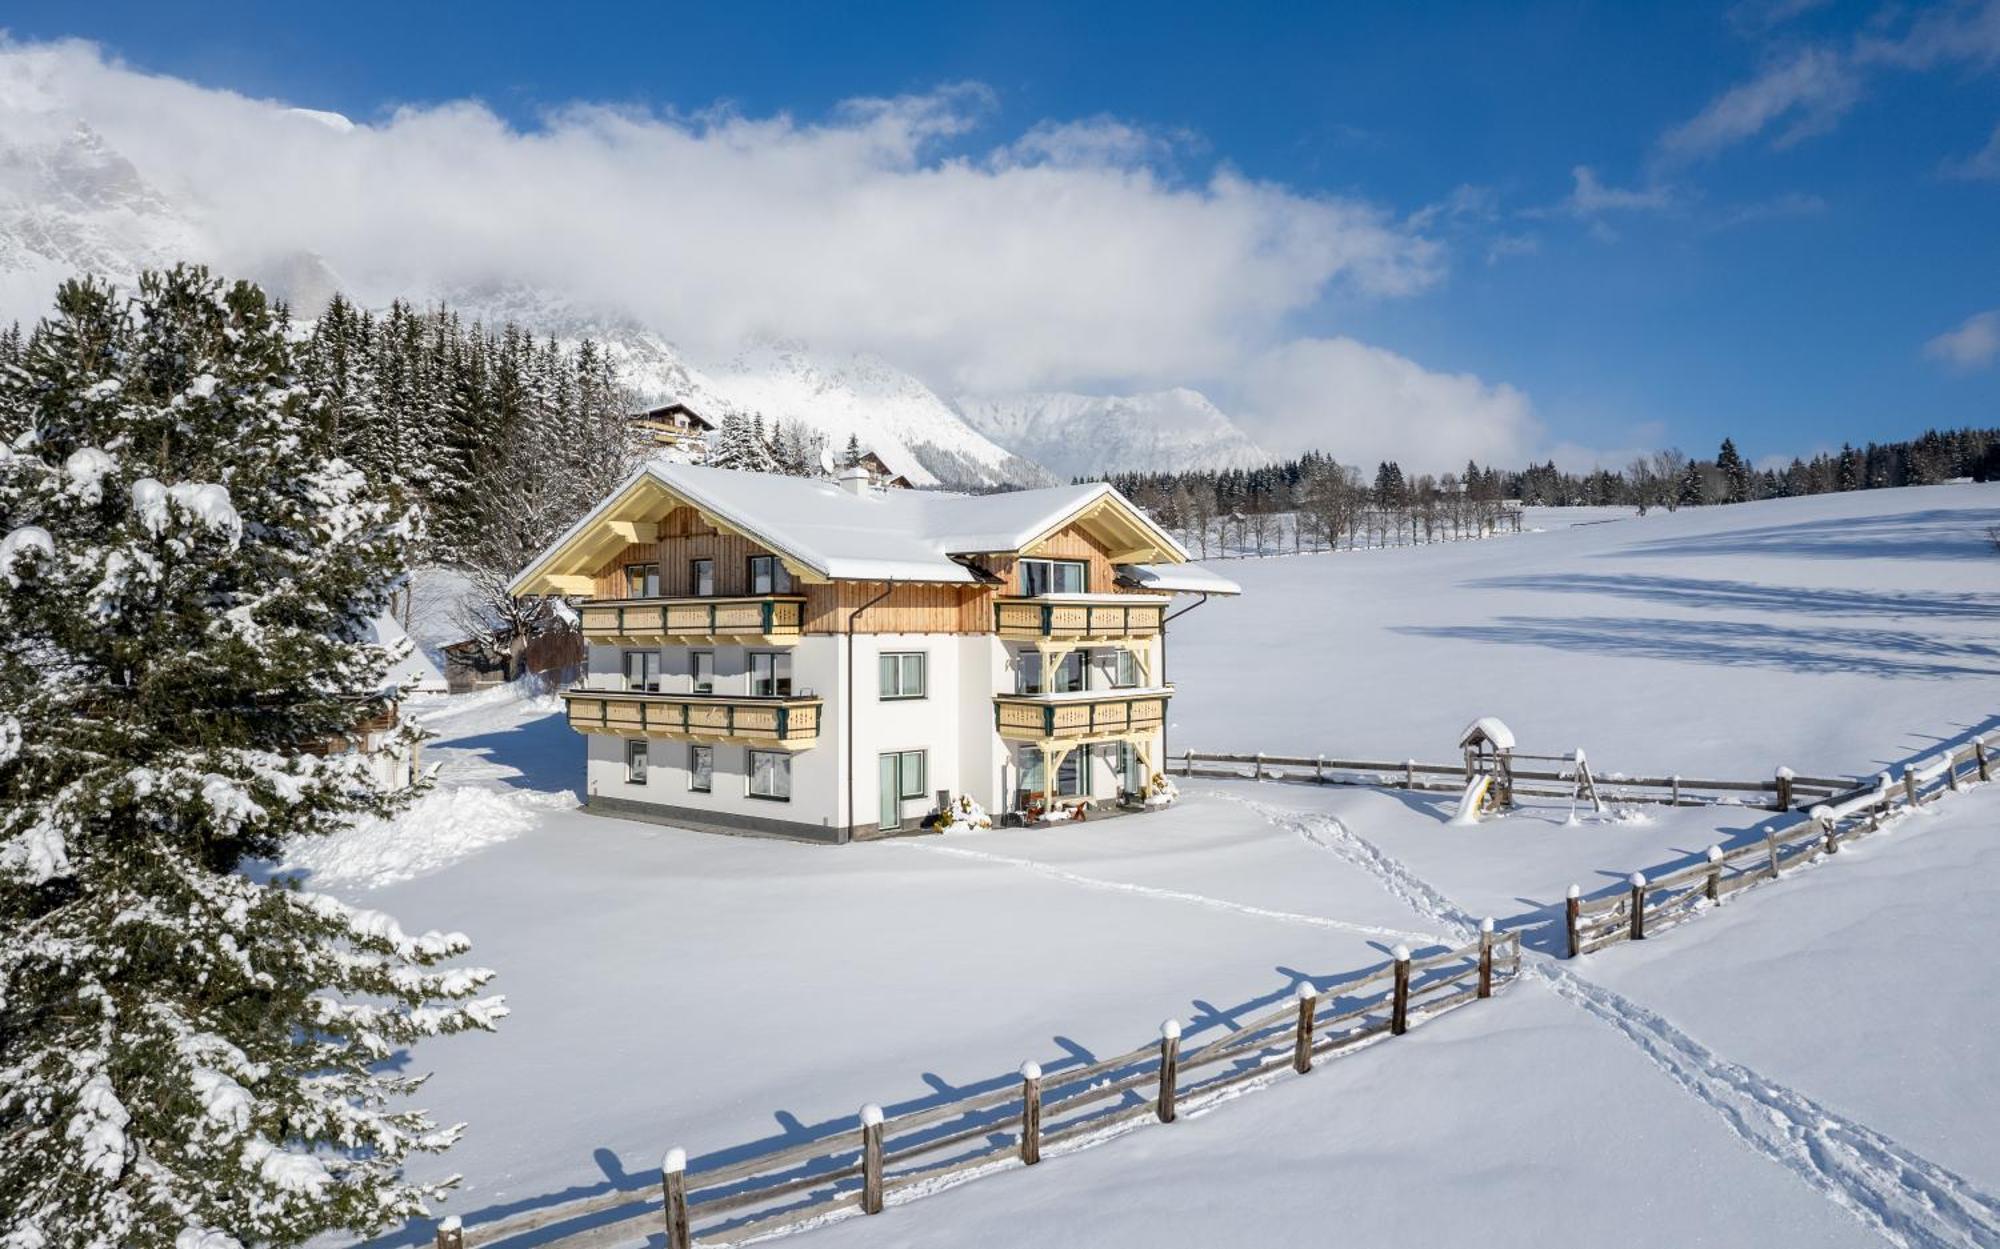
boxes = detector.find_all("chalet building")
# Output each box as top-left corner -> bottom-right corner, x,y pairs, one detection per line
630,402 -> 715,449
509,462 -> 1239,842
852,448 -> 916,490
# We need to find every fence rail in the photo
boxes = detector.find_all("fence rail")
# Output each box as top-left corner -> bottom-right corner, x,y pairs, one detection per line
434,930 -> 1523,1249
1565,734 -> 1991,957
1174,749 -> 1847,811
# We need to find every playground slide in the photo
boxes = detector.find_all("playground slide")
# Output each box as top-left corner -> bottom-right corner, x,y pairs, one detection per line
1450,774 -> 1491,825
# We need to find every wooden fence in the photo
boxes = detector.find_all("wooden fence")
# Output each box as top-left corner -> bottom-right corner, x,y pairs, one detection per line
1566,734 -> 1991,957
433,929 -> 1523,1249
1175,749 -> 1852,812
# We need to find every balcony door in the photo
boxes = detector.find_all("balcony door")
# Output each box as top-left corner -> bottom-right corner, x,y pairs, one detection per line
878,750 -> 926,830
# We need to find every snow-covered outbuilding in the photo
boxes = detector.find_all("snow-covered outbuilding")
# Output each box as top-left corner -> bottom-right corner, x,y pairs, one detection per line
509,462 -> 1240,842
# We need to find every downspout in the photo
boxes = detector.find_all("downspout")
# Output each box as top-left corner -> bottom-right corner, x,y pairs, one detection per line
1157,592 -> 1211,770
846,580 -> 897,841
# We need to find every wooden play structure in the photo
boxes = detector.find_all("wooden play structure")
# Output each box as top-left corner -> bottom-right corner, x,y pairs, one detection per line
1455,718 -> 1602,823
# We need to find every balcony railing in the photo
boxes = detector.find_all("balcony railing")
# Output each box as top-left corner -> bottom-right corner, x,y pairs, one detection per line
993,688 -> 1171,742
562,689 -> 822,748
993,596 -> 1164,641
579,596 -> 807,645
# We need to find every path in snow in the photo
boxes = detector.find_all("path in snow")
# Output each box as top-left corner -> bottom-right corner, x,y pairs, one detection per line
1541,965 -> 2000,1249
1217,787 -> 2000,1249
893,839 -> 1435,945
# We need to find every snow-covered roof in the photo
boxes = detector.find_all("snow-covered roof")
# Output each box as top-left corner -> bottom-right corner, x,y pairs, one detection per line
511,463 -> 1192,593
1114,562 -> 1242,596
1458,716 -> 1516,751
367,614 -> 449,696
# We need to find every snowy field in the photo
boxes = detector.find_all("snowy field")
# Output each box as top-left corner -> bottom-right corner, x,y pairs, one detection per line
315,483 -> 2000,1249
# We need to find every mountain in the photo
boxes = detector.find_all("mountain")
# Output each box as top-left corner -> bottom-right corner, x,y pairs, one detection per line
956,388 -> 1272,479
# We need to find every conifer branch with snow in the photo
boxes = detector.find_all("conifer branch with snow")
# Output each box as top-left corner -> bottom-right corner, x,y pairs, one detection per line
0,268 -> 501,1248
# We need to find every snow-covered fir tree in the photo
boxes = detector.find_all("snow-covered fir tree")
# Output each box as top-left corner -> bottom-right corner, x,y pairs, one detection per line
0,268 -> 503,1249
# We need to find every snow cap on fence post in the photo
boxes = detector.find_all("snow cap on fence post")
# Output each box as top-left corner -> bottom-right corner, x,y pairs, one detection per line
1479,916 -> 1495,934
860,1103 -> 884,1127
1706,845 -> 1723,863
1295,980 -> 1317,1000
439,1217 -> 463,1232
1628,872 -> 1647,888
662,1147 -> 687,1175
1775,766 -> 1795,780
1391,944 -> 1411,962
1566,883 -> 1580,900
1809,804 -> 1831,823
1159,1018 -> 1182,1040
1019,1060 -> 1042,1080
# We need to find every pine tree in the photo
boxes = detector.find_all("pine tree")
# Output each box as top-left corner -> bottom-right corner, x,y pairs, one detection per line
842,433 -> 863,470
1836,443 -> 1861,492
1715,438 -> 1750,503
1677,458 -> 1708,507
0,268 -> 502,1248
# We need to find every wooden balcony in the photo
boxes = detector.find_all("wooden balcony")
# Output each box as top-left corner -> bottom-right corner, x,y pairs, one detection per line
579,596 -> 807,645
993,689 -> 1171,744
562,689 -> 821,749
993,596 -> 1165,642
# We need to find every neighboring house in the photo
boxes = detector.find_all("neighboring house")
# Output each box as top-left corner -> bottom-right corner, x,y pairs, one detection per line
309,615 -> 448,791
631,402 -> 715,449
440,605 -> 586,694
853,448 -> 915,490
509,462 -> 1240,842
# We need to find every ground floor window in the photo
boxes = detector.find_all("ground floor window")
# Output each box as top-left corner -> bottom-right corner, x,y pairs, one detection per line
748,750 -> 791,800
688,744 -> 713,792
625,739 -> 649,784
878,750 -> 926,829
1015,745 -> 1088,811
1117,741 -> 1146,794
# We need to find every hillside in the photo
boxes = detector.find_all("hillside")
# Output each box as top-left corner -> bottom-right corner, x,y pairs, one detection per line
955,387 -> 1270,479
286,482 -> 2000,1249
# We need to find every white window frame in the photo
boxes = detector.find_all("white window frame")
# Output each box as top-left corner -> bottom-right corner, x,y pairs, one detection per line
622,649 -> 661,692
1111,649 -> 1140,689
625,739 -> 649,785
749,651 -> 793,698
690,650 -> 715,695
688,744 -> 713,792
624,562 -> 660,598
879,652 -> 926,700
748,555 -> 791,595
691,558 -> 715,597
747,749 -> 791,801
1019,558 -> 1087,597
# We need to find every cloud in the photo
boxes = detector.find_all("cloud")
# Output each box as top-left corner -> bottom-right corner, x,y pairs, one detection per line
1657,47 -> 1861,160
1234,337 -> 1541,472
0,38 -> 1443,396
1945,121 -> 2000,179
1727,0 -> 1835,34
1924,309 -> 2000,370
1711,190 -> 1828,227
1485,233 -> 1540,264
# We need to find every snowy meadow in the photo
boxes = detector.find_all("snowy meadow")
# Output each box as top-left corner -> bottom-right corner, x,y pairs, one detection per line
323,483 -> 2000,1249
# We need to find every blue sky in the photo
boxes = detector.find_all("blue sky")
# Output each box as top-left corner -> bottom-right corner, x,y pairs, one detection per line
4,0 -> 1998,467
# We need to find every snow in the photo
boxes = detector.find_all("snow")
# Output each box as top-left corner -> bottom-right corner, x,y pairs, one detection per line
513,463 -> 1197,590
292,482 -> 2000,1249
62,446 -> 115,502
1114,562 -> 1242,595
1456,716 -> 1515,751
275,782 -> 571,889
363,614 -> 448,695
0,524 -> 54,584
955,388 -> 1270,479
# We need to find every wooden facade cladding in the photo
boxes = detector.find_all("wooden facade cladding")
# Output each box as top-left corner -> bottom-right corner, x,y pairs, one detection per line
993,691 -> 1171,744
584,513 -> 1164,636
562,690 -> 822,749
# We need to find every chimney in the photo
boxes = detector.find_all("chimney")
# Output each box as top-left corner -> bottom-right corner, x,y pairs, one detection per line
838,465 -> 871,496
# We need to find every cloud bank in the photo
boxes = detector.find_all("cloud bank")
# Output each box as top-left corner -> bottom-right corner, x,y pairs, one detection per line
0,36 -> 1552,469
1925,309 -> 2000,371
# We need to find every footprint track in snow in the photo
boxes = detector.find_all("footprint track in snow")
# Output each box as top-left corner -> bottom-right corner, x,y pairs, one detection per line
1216,785 -> 2000,1248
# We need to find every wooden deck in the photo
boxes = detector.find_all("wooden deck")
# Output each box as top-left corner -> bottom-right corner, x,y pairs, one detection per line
993,690 -> 1171,744
563,689 -> 822,748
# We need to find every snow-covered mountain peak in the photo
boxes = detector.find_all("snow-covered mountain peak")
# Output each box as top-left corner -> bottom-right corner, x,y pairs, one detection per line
956,387 -> 1272,479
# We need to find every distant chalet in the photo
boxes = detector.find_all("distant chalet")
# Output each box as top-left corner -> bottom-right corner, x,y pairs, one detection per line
509,463 -> 1240,842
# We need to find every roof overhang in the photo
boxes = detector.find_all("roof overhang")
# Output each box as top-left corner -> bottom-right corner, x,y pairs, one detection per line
1009,486 -> 1190,566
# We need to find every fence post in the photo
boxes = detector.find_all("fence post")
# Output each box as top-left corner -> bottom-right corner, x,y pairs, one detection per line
1315,754 -> 1325,785
1156,1020 -> 1181,1123
1979,738 -> 1991,783
1823,814 -> 1840,855
1565,885 -> 1582,959
1181,748 -> 1192,778
1670,775 -> 1681,806
1390,946 -> 1412,1035
860,1104 -> 885,1215
1628,874 -> 1647,941
1404,759 -> 1416,791
1903,767 -> 1919,808
435,1216 -> 464,1249
660,1149 -> 690,1249
1018,1063 -> 1042,1166
1948,750 -> 1964,793
1704,845 -> 1723,902
1292,982 -> 1317,1073
1773,767 -> 1794,811
1766,828 -> 1781,879
1477,919 -> 1495,999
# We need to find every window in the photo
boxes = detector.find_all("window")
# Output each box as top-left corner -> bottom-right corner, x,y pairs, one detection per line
625,739 -> 649,785
1015,744 -> 1085,809
879,652 -> 926,700
749,652 -> 793,697
623,562 -> 660,597
1051,651 -> 1086,694
1056,750 -> 1086,797
623,649 -> 661,692
1118,742 -> 1145,794
1110,649 -> 1140,689
748,750 -> 791,800
688,745 -> 713,792
691,558 -> 715,597
1019,558 -> 1087,597
690,651 -> 715,695
1013,649 -> 1081,694
878,750 -> 927,829
748,555 -> 791,595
